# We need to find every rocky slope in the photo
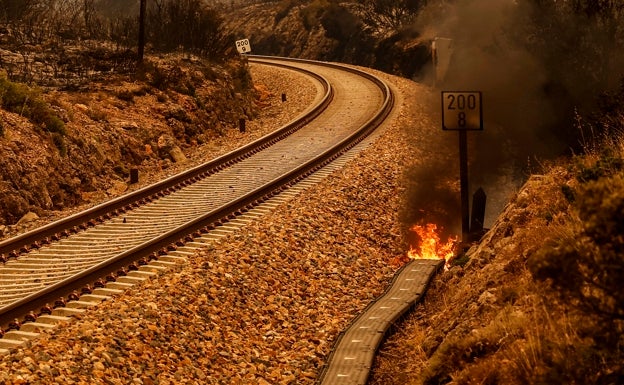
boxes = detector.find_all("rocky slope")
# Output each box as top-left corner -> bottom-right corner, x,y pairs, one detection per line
0,55 -> 266,234
223,1 -> 432,80
369,147 -> 624,384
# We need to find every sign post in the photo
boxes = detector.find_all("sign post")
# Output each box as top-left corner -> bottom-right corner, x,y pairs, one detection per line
441,91 -> 483,243
432,37 -> 453,87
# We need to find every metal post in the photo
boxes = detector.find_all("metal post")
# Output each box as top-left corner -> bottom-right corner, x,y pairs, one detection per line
239,118 -> 246,133
459,130 -> 469,243
130,168 -> 139,184
470,187 -> 486,236
281,93 -> 287,102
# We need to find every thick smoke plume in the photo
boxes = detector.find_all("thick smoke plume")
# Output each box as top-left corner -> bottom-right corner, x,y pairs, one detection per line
403,0 -> 624,235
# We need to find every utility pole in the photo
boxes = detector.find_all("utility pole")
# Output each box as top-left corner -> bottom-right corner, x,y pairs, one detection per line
138,0 -> 147,63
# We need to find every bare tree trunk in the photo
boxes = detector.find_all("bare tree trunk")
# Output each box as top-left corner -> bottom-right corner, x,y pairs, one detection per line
138,0 -> 147,62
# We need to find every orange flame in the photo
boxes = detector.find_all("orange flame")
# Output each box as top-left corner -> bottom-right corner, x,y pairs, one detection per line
407,223 -> 458,262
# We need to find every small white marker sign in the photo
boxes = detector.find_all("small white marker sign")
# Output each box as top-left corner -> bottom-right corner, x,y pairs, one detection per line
235,39 -> 251,54
441,91 -> 483,131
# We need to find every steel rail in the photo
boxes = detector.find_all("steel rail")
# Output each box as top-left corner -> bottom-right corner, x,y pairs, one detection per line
0,60 -> 333,261
0,57 -> 394,331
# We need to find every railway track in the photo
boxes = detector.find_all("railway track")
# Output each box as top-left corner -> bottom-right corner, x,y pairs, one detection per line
0,56 -> 394,351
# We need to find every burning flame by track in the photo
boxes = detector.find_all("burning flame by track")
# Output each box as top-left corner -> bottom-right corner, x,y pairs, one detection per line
407,223 -> 458,264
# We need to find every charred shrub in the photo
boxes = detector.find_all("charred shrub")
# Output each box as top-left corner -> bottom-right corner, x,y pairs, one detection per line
147,0 -> 233,59
299,0 -> 329,30
275,0 -> 300,23
319,3 -> 360,41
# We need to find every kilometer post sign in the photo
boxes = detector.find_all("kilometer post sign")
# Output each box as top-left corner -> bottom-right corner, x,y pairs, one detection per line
441,91 -> 483,243
441,91 -> 483,131
235,39 -> 251,54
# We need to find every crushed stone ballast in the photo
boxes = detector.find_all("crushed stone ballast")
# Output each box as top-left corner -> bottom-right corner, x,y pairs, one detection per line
0,56 -> 394,352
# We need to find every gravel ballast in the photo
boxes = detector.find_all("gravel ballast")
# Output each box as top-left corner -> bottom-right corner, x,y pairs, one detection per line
0,65 -> 441,384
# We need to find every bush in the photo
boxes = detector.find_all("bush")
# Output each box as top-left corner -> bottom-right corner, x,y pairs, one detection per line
591,78 -> 624,140
147,0 -> 234,59
51,132 -> 67,157
45,115 -> 67,136
529,171 -> 624,323
275,0 -> 299,23
136,60 -> 194,93
320,3 -> 360,40
0,75 -> 66,136
230,61 -> 252,94
299,0 -> 330,30
0,76 -> 34,110
115,90 -> 135,103
575,149 -> 624,182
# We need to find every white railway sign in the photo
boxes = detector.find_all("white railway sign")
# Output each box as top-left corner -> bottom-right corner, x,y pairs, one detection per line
235,39 -> 251,54
441,91 -> 483,131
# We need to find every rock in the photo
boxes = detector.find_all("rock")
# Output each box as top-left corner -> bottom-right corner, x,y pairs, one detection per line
0,225 -> 5,236
75,104 -> 88,112
16,211 -> 39,226
118,121 -> 139,130
107,180 -> 128,196
169,146 -> 187,163
157,134 -> 186,162
157,134 -> 175,152
478,290 -> 497,306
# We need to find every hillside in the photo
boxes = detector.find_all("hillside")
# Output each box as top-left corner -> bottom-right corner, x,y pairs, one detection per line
370,141 -> 624,384
0,54 -> 259,232
222,1 -> 432,80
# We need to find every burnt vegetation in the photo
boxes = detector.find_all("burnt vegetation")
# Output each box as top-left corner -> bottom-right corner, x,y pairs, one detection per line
0,0 -> 255,225
0,0 -> 236,87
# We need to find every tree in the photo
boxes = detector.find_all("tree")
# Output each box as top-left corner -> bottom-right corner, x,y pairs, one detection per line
0,0 -> 38,24
146,0 -> 233,59
360,0 -> 427,35
138,0 -> 146,62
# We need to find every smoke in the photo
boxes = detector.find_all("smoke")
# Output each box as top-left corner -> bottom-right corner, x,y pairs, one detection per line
403,0 -> 624,233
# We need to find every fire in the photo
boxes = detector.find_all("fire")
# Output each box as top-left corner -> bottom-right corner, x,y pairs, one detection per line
407,223 -> 458,262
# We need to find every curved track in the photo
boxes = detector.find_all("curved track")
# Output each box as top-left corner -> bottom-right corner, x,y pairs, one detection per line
0,57 -> 443,385
0,56 -> 393,338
